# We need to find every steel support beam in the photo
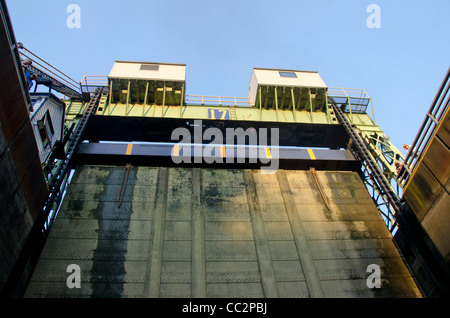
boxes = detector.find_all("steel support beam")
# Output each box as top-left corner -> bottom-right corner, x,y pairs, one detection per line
74,141 -> 360,171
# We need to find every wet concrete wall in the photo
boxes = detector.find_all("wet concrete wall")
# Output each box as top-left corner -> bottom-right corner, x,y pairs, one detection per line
25,166 -> 420,297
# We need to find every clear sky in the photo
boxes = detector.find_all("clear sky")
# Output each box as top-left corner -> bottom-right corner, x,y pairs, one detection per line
6,0 -> 450,152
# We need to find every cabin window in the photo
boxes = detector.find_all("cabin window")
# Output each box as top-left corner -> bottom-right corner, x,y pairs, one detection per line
279,71 -> 297,78
37,110 -> 54,148
140,64 -> 159,71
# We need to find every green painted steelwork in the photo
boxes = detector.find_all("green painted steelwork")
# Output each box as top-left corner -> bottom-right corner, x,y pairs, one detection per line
62,85 -> 404,189
62,72 -> 407,221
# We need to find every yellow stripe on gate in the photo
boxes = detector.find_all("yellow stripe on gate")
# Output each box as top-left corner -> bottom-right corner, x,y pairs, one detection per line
173,144 -> 180,156
265,147 -> 272,159
307,149 -> 316,160
126,144 -> 133,155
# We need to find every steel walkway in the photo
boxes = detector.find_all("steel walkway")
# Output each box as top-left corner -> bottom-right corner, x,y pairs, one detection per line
18,43 -> 82,99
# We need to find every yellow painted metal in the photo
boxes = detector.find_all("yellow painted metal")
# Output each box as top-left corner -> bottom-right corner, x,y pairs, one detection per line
63,85 -> 382,131
307,149 -> 316,160
143,81 -> 149,116
265,147 -> 272,159
94,101 -> 339,124
126,80 -> 130,115
259,86 -> 262,120
126,144 -> 133,155
185,95 -> 252,107
274,86 -> 279,122
345,111 -> 405,187
172,144 -> 180,157
220,146 -> 226,158
291,87 -> 296,121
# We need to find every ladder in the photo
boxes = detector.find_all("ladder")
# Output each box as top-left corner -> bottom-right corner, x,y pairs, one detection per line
229,106 -> 237,120
43,88 -> 103,232
331,102 -> 402,229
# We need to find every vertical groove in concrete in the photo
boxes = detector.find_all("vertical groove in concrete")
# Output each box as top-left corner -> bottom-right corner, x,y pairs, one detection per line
277,170 -> 324,298
243,170 -> 279,298
144,167 -> 169,298
191,168 -> 206,297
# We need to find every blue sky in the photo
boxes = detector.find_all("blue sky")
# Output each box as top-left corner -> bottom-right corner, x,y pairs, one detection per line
7,0 -> 450,151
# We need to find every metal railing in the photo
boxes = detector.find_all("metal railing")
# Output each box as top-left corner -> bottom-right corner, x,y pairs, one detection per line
185,95 -> 253,107
18,43 -> 80,95
332,102 -> 401,233
327,87 -> 371,100
327,87 -> 373,116
80,75 -> 109,93
398,67 -> 450,188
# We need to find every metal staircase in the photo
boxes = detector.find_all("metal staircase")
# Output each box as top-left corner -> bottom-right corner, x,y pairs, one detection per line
229,106 -> 238,120
331,102 -> 402,232
43,87 -> 104,232
18,43 -> 82,99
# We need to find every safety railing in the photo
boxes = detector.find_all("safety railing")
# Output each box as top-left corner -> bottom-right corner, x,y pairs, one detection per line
398,67 -> 450,188
80,75 -> 109,93
18,43 -> 80,94
327,87 -> 370,100
185,95 -> 253,107
327,87 -> 373,116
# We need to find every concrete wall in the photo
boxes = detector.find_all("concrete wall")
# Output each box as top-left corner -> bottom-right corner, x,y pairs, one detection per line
25,166 -> 420,298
